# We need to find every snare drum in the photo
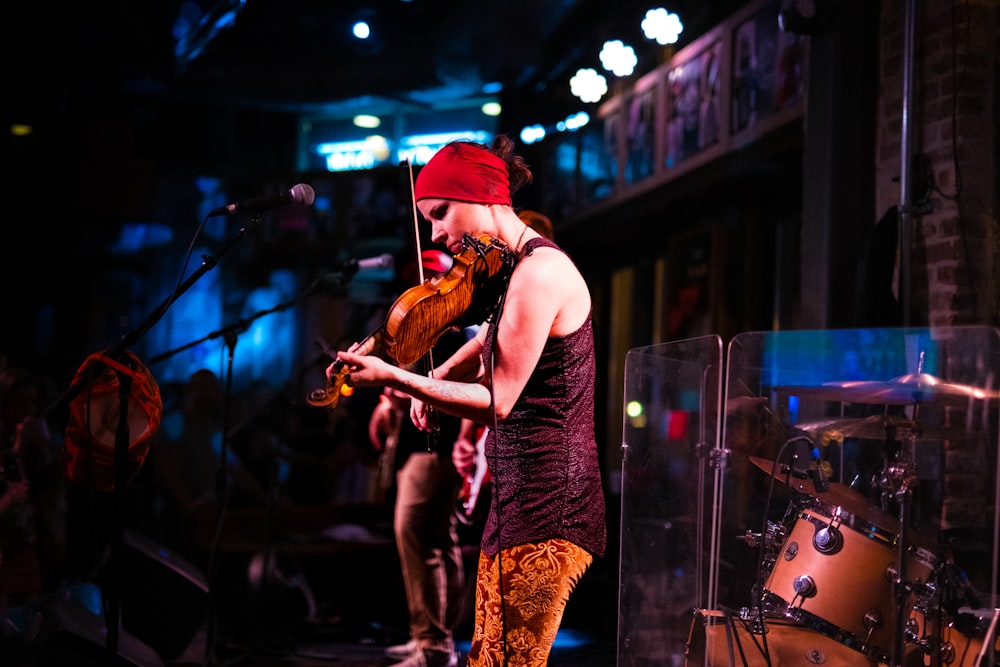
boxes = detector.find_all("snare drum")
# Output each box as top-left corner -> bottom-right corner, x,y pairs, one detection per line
686,608 -> 879,666
763,507 -> 937,661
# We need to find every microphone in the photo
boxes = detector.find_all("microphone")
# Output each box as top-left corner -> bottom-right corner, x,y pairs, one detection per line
343,254 -> 395,272
209,183 -> 315,217
810,445 -> 830,492
313,254 -> 395,291
788,435 -> 829,492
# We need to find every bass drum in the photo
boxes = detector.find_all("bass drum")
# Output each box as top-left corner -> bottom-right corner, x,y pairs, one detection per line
685,609 -> 881,667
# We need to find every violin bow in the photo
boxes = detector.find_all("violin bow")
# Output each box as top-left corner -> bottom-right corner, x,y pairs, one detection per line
404,160 -> 427,287
403,159 -> 436,373
403,159 -> 440,437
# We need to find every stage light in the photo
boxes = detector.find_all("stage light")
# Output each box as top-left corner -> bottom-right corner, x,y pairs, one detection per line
642,8 -> 683,45
481,102 -> 501,117
599,40 -> 637,77
569,68 -> 608,104
520,125 -> 546,145
353,114 -> 381,128
563,111 -> 590,131
352,20 -> 371,39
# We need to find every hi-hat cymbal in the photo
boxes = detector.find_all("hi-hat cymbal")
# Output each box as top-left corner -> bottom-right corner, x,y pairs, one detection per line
748,456 -> 893,526
776,373 -> 999,406
795,414 -> 959,441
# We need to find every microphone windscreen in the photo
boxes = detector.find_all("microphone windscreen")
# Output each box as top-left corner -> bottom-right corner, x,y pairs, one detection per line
290,183 -> 315,207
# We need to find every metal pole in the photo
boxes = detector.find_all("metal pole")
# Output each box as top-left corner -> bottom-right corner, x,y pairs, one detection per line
898,0 -> 917,327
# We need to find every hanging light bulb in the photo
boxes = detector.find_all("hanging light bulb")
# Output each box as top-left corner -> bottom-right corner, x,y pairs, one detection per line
569,68 -> 608,104
599,40 -> 638,77
641,8 -> 683,45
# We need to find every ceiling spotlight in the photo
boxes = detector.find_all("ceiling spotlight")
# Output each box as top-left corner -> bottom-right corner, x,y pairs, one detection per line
349,9 -> 384,55
352,20 -> 371,39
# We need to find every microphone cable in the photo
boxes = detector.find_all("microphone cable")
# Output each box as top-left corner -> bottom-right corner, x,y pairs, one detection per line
483,282 -> 511,667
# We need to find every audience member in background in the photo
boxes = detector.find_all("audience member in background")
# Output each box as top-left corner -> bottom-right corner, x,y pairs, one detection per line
154,369 -> 270,559
0,366 -> 67,611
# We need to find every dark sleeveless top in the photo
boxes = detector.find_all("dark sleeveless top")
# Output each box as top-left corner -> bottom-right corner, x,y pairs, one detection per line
480,237 -> 607,558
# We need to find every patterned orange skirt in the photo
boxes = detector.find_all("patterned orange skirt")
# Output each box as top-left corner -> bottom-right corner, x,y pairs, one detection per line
465,538 -> 593,667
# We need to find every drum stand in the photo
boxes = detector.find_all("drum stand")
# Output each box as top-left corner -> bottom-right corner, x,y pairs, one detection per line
881,440 -> 919,667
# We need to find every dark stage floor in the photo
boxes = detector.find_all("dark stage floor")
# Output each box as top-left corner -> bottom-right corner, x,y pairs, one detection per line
1,537 -> 619,667
2,504 -> 621,666
167,624 -> 618,667
2,616 -> 617,667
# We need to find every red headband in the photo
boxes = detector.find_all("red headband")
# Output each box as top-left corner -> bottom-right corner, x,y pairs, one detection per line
415,142 -> 511,205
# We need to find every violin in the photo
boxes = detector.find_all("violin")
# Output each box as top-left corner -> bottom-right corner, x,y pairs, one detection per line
306,233 -> 514,408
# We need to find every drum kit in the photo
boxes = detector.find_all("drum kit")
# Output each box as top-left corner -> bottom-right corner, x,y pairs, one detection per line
688,372 -> 1000,667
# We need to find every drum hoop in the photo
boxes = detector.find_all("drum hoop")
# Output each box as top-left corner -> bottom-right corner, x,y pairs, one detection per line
798,508 -> 896,549
761,591 -> 890,662
797,508 -> 939,577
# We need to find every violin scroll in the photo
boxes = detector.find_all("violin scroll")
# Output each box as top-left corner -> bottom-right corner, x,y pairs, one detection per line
306,334 -> 379,408
305,366 -> 350,408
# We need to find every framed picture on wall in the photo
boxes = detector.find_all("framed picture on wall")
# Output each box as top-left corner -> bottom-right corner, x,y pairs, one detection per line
665,39 -> 723,169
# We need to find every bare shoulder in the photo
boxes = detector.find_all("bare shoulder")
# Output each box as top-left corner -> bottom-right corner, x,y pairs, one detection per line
512,245 -> 591,334
517,243 -> 576,272
512,244 -> 578,286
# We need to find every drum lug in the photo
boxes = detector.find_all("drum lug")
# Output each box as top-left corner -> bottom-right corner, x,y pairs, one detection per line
813,524 -> 843,554
811,509 -> 845,555
863,609 -> 884,637
793,574 -> 817,599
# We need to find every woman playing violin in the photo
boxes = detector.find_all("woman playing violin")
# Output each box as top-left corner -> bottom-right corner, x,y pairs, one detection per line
333,134 -> 606,667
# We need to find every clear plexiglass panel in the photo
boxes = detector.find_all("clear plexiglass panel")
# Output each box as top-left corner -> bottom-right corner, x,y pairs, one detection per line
621,327 -> 1000,667
618,335 -> 724,667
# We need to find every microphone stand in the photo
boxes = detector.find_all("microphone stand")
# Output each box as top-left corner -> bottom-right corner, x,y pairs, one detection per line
43,215 -> 266,663
146,260 -> 365,664
150,312 -> 291,665
205,327 -> 238,667
226,384 -> 289,645
886,431 -> 919,667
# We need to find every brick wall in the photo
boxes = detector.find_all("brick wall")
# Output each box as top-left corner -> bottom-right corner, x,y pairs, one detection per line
875,0 -> 998,328
876,0 -> 998,536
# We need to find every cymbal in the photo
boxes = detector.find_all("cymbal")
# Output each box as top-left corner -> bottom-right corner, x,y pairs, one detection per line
795,414 -> 959,441
776,373 -> 999,406
748,456 -> 893,526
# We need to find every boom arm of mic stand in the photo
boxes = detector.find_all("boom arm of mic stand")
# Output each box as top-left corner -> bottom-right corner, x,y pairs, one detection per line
45,217 -> 263,417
